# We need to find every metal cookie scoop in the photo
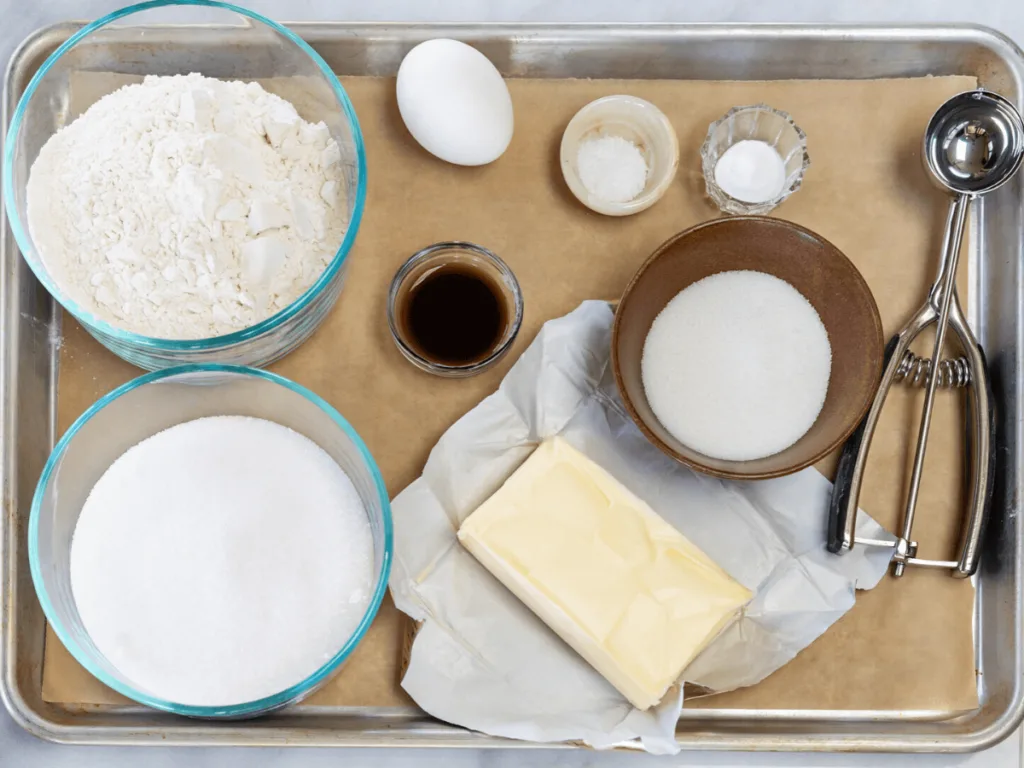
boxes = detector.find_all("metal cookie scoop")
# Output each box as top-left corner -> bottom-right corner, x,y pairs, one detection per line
828,90 -> 1024,578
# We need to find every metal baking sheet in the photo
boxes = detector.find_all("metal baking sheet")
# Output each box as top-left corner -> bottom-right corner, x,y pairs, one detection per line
2,22 -> 1023,751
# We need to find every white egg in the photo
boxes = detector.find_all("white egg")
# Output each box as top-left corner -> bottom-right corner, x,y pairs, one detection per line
396,39 -> 514,166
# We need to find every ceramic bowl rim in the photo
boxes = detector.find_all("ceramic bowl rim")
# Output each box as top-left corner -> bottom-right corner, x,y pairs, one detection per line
611,215 -> 884,480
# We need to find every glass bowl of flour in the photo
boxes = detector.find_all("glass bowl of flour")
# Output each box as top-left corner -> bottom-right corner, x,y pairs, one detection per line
3,1 -> 366,370
28,365 -> 392,717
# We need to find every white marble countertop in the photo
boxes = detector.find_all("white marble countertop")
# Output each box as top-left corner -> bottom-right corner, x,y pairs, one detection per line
2,1 -> 1023,766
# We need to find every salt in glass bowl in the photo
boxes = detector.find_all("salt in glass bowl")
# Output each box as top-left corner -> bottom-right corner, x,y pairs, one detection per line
28,365 -> 392,718
560,95 -> 679,217
2,0 -> 366,370
700,104 -> 810,216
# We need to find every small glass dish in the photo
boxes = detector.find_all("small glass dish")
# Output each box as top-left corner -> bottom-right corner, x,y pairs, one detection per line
28,364 -> 392,718
2,0 -> 366,370
387,242 -> 524,378
560,95 -> 679,217
700,104 -> 810,215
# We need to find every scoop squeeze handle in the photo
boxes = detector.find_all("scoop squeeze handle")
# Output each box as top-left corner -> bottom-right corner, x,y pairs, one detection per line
828,319 -> 993,578
954,341 -> 995,578
828,335 -> 901,554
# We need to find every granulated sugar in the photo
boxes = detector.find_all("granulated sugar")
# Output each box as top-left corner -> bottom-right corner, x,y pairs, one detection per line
69,416 -> 374,707
641,270 -> 831,461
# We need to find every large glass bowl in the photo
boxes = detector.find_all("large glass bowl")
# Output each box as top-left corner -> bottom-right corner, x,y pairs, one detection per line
28,365 -> 392,718
3,0 -> 366,370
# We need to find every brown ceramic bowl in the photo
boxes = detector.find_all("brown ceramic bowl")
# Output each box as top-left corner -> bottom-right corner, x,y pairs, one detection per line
612,216 -> 883,480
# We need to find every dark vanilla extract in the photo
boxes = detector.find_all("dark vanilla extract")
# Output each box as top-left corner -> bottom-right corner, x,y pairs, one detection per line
401,265 -> 508,365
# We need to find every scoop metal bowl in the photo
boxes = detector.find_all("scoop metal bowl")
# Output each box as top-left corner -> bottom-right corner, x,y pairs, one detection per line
924,90 -> 1024,195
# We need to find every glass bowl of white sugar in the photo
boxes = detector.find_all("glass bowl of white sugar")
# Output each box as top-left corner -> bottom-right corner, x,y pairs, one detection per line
3,1 -> 365,370
28,364 -> 391,717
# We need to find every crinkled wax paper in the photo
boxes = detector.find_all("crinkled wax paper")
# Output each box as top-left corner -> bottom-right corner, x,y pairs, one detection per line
390,301 -> 894,754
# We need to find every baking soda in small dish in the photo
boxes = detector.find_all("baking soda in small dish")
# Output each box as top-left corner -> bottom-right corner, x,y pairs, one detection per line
641,270 -> 831,462
69,415 -> 374,707
713,140 -> 787,204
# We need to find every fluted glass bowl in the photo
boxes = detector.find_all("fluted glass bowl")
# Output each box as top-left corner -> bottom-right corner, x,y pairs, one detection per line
2,0 -> 366,370
29,365 -> 392,718
700,104 -> 810,216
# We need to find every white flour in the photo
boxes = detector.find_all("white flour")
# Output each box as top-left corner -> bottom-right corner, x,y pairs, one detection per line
27,74 -> 347,340
69,416 -> 374,707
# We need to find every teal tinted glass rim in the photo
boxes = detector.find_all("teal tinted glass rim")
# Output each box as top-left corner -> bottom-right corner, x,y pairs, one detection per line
2,0 -> 367,351
27,363 -> 393,717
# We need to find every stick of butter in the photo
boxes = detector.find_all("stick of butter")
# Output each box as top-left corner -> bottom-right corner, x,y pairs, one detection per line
457,437 -> 752,710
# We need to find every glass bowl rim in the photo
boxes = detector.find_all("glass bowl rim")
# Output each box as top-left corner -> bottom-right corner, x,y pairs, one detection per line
2,0 -> 368,351
559,94 -> 681,217
27,362 -> 393,717
699,103 -> 811,213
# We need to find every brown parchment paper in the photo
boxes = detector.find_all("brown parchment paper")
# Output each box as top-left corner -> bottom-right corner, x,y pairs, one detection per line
42,74 -> 979,714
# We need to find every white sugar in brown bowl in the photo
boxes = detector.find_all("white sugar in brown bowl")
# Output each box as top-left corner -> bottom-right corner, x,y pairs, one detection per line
612,217 -> 884,481
642,270 -> 833,462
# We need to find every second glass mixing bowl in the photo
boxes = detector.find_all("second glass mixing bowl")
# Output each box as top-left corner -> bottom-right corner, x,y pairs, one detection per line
3,0 -> 366,370
29,365 -> 392,717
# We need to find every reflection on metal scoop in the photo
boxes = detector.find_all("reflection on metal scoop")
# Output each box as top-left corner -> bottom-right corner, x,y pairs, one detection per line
927,90 -> 1024,192
829,90 -> 1024,578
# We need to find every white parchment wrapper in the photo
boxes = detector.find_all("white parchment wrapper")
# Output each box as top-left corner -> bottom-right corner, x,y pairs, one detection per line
389,301 -> 895,754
